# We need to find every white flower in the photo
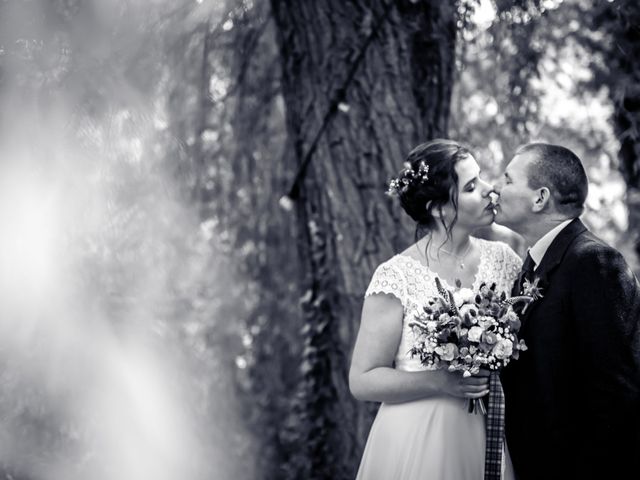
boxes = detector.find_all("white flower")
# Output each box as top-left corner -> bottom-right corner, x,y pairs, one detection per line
493,338 -> 514,360
504,310 -> 518,322
426,320 -> 437,332
414,332 -> 428,343
435,343 -> 458,361
453,287 -> 475,307
470,365 -> 481,375
468,326 -> 484,342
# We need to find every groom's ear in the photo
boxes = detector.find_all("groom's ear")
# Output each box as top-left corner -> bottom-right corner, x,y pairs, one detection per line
531,187 -> 551,213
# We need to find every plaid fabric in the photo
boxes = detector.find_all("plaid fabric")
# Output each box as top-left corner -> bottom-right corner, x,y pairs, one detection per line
484,371 -> 505,480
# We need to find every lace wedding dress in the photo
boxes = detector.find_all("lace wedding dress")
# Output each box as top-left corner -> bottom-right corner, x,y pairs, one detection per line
355,237 -> 522,480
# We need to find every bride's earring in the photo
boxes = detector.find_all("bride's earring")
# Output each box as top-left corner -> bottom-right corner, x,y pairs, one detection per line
425,200 -> 433,215
438,205 -> 447,221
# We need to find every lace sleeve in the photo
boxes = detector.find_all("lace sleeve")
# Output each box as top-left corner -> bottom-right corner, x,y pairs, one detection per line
365,260 -> 407,307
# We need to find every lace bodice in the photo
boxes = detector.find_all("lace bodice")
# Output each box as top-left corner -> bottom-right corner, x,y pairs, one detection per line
365,237 -> 522,372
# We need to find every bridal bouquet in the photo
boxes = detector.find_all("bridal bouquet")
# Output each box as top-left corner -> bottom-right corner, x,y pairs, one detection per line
408,278 -> 530,413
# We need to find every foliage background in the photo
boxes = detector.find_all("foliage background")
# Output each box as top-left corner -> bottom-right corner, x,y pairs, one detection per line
0,0 -> 638,479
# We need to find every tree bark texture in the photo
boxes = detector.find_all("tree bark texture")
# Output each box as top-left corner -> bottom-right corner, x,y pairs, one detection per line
611,5 -> 640,263
595,0 -> 640,265
271,1 -> 457,477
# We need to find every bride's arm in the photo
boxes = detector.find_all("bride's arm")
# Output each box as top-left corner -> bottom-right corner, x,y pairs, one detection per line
348,293 -> 489,404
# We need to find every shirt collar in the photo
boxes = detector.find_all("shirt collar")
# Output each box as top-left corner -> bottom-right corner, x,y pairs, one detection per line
528,219 -> 574,270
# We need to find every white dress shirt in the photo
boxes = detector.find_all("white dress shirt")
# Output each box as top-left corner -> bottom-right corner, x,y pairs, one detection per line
528,219 -> 574,271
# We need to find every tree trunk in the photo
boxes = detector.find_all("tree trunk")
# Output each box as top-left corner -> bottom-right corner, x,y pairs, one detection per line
270,1 -> 457,477
611,5 -> 640,265
593,0 -> 640,269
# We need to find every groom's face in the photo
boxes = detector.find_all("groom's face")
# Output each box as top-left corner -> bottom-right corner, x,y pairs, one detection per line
493,152 -> 538,232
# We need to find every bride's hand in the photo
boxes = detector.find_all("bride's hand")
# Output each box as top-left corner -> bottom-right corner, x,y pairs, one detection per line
436,369 -> 490,399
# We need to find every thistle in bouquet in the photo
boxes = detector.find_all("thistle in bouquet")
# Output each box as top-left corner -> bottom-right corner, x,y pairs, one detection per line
409,277 -> 531,414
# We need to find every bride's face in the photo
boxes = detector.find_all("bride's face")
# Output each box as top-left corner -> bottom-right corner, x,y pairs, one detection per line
443,154 -> 495,230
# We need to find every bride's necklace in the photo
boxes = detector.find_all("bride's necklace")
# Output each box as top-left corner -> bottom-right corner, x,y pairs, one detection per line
439,240 -> 472,270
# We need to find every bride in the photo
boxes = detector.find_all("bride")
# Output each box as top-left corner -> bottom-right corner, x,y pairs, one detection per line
349,139 -> 521,479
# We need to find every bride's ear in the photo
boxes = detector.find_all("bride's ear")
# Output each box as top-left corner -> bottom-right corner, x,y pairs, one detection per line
532,187 -> 551,213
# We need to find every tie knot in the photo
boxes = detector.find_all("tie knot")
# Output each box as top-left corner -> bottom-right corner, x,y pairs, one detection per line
522,252 -> 535,275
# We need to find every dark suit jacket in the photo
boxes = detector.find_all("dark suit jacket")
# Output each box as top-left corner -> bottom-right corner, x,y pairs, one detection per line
501,218 -> 640,480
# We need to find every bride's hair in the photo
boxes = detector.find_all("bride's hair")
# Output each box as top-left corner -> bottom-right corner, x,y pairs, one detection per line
394,139 -> 472,241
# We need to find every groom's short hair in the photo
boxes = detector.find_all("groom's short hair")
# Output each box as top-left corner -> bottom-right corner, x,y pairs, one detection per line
517,143 -> 588,217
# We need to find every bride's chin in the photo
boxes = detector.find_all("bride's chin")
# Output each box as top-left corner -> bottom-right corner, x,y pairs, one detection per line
470,217 -> 494,230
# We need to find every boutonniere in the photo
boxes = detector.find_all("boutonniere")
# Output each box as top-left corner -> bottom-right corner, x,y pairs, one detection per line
521,277 -> 544,313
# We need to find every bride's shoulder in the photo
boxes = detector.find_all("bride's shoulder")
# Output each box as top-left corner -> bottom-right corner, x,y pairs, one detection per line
369,246 -> 430,282
366,254 -> 413,302
473,237 -> 522,267
369,253 -> 403,275
374,252 -> 417,273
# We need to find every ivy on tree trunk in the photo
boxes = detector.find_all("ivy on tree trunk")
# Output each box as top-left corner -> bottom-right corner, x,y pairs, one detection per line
270,1 -> 457,477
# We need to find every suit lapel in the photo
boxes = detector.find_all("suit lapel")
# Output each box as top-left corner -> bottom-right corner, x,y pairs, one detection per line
518,218 -> 587,327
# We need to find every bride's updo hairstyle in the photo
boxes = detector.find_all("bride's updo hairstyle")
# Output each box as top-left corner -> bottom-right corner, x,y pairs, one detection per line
388,139 -> 472,241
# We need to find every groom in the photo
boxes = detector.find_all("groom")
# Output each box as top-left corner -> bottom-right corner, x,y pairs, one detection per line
493,143 -> 640,479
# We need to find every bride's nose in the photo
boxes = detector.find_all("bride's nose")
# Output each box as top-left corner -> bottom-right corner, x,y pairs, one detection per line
479,179 -> 493,197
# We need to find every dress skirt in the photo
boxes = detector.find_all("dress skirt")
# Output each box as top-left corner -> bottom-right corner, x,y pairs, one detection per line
355,395 -> 513,480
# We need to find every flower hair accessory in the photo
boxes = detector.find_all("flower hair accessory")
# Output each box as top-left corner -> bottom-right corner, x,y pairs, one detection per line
386,160 -> 430,196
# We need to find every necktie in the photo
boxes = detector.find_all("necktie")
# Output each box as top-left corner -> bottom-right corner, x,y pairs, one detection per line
516,252 -> 535,295
484,372 -> 505,480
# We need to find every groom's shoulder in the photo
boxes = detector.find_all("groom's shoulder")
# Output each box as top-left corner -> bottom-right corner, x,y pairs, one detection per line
566,230 -> 631,274
564,231 -> 640,299
571,229 -> 618,257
